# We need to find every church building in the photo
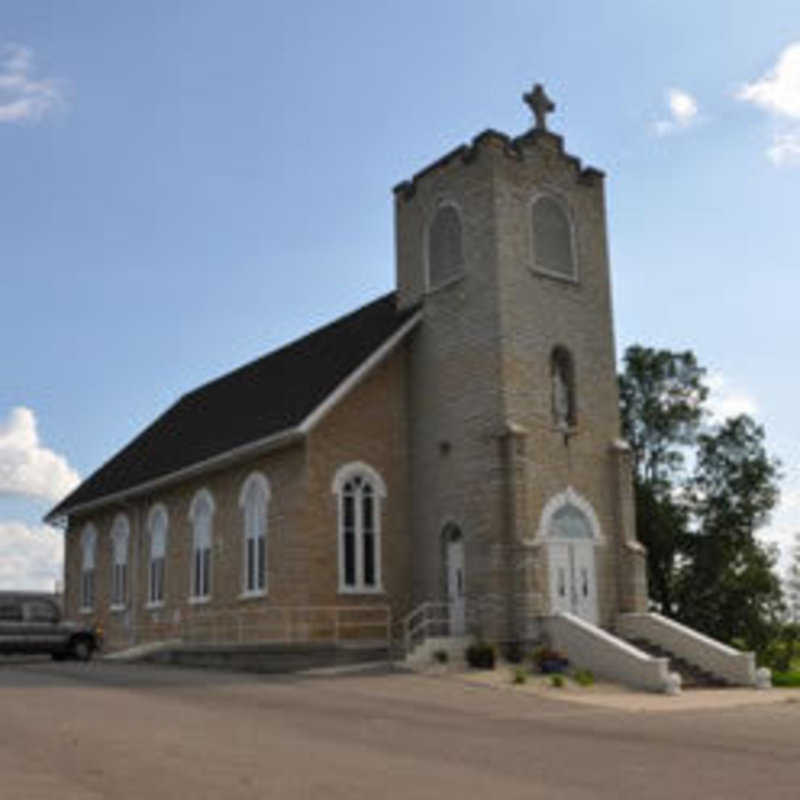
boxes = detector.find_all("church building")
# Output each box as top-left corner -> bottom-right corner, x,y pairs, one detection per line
51,86 -> 761,690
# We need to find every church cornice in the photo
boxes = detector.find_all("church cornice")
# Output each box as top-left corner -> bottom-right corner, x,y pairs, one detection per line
393,127 -> 604,202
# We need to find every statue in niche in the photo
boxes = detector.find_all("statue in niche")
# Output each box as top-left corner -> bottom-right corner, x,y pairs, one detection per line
551,347 -> 574,431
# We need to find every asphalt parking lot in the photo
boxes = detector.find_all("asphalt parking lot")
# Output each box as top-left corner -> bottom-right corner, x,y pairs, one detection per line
0,657 -> 798,799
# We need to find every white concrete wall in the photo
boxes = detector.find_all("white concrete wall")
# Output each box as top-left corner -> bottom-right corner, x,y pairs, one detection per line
544,611 -> 675,693
616,612 -> 759,687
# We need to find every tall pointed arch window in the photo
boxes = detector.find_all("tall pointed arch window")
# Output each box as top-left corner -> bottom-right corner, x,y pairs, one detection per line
239,472 -> 270,596
80,524 -> 97,612
427,204 -> 464,289
110,514 -> 130,609
332,463 -> 386,593
531,195 -> 576,279
189,489 -> 214,601
147,504 -> 168,606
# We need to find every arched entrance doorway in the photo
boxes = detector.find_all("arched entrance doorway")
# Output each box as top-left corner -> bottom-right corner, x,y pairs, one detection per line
442,525 -> 466,635
545,502 -> 598,624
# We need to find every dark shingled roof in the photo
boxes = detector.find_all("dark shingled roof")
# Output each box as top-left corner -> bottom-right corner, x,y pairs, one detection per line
49,292 -> 417,519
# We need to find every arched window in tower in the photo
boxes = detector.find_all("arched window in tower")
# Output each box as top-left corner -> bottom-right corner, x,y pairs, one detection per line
427,204 -> 464,288
531,195 -> 575,279
550,346 -> 576,429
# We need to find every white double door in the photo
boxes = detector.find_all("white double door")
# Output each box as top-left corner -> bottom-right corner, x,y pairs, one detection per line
547,539 -> 597,624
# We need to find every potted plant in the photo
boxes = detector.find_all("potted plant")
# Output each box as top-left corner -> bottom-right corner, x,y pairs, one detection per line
532,646 -> 569,674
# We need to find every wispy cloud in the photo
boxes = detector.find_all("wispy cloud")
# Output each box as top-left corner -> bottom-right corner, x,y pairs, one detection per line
766,130 -> 800,166
738,42 -> 800,167
0,521 -> 62,591
0,43 -> 64,124
0,407 -> 79,503
653,88 -> 699,136
705,372 -> 759,423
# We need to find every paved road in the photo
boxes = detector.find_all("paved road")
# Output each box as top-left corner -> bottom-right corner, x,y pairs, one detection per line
0,658 -> 798,799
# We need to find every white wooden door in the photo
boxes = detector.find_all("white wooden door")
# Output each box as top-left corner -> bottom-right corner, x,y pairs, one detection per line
572,540 -> 597,624
447,538 -> 466,636
547,539 -> 598,624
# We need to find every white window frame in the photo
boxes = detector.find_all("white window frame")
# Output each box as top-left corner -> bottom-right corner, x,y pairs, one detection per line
238,472 -> 270,600
79,524 -> 97,613
109,514 -> 130,611
188,489 -> 215,603
331,462 -> 386,594
146,504 -> 169,609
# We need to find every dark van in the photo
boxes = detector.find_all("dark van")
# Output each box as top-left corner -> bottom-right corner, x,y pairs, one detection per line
0,592 -> 101,661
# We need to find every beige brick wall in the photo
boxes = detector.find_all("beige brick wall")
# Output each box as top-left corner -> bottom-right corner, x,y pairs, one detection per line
393,128 -> 646,639
63,346 -> 411,651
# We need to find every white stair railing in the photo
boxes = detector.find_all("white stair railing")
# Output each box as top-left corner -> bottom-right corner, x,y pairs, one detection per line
400,601 -> 451,656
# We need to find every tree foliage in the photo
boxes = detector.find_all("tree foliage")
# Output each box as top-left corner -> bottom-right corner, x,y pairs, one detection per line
619,346 -> 783,654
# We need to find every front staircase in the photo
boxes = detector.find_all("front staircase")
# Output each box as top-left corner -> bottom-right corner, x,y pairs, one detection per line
623,637 -> 728,688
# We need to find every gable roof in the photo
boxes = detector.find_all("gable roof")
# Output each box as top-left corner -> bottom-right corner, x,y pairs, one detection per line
47,292 -> 420,521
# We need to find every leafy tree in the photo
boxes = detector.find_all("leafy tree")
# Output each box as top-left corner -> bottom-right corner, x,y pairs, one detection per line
619,346 -> 784,654
618,346 -> 706,612
619,346 -> 707,486
786,533 -> 800,624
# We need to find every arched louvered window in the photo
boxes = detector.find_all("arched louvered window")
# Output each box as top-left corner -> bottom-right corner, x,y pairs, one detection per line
427,204 -> 464,288
532,195 -> 575,279
332,463 -> 386,593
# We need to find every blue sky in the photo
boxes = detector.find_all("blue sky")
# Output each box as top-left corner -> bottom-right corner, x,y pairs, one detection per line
1,0 -> 799,589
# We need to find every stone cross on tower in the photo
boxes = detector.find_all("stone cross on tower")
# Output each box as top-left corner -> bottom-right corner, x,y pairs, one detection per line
523,83 -> 555,131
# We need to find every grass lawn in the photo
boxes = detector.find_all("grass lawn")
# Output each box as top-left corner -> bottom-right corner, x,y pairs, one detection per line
772,655 -> 800,687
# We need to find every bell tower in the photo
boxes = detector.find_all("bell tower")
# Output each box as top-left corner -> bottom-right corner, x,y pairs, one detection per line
394,85 -> 646,641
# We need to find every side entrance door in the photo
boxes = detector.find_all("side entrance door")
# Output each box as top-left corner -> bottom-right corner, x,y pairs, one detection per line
446,535 -> 466,636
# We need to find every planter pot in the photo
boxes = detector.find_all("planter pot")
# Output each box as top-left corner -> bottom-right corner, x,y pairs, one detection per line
540,658 -> 569,674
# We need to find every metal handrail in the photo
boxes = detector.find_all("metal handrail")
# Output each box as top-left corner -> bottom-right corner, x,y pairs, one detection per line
130,604 -> 392,649
400,601 -> 451,655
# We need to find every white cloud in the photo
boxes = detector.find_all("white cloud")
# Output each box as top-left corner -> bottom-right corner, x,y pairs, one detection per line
0,521 -> 62,591
738,43 -> 800,167
705,373 -> 759,423
738,42 -> 800,118
766,130 -> 800,166
653,88 -> 699,136
0,407 -> 79,503
0,43 -> 64,124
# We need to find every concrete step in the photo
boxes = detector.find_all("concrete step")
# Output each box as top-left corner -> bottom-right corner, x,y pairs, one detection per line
403,636 -> 472,669
625,637 -> 728,688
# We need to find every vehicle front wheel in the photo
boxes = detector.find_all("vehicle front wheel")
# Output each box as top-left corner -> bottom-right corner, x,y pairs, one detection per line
70,637 -> 93,662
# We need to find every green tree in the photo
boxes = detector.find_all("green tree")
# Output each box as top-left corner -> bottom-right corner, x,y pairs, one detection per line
787,533 -> 800,624
618,346 -> 706,612
673,416 -> 783,652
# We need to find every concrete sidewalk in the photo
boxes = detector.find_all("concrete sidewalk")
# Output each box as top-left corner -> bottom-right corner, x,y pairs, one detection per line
446,665 -> 800,712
